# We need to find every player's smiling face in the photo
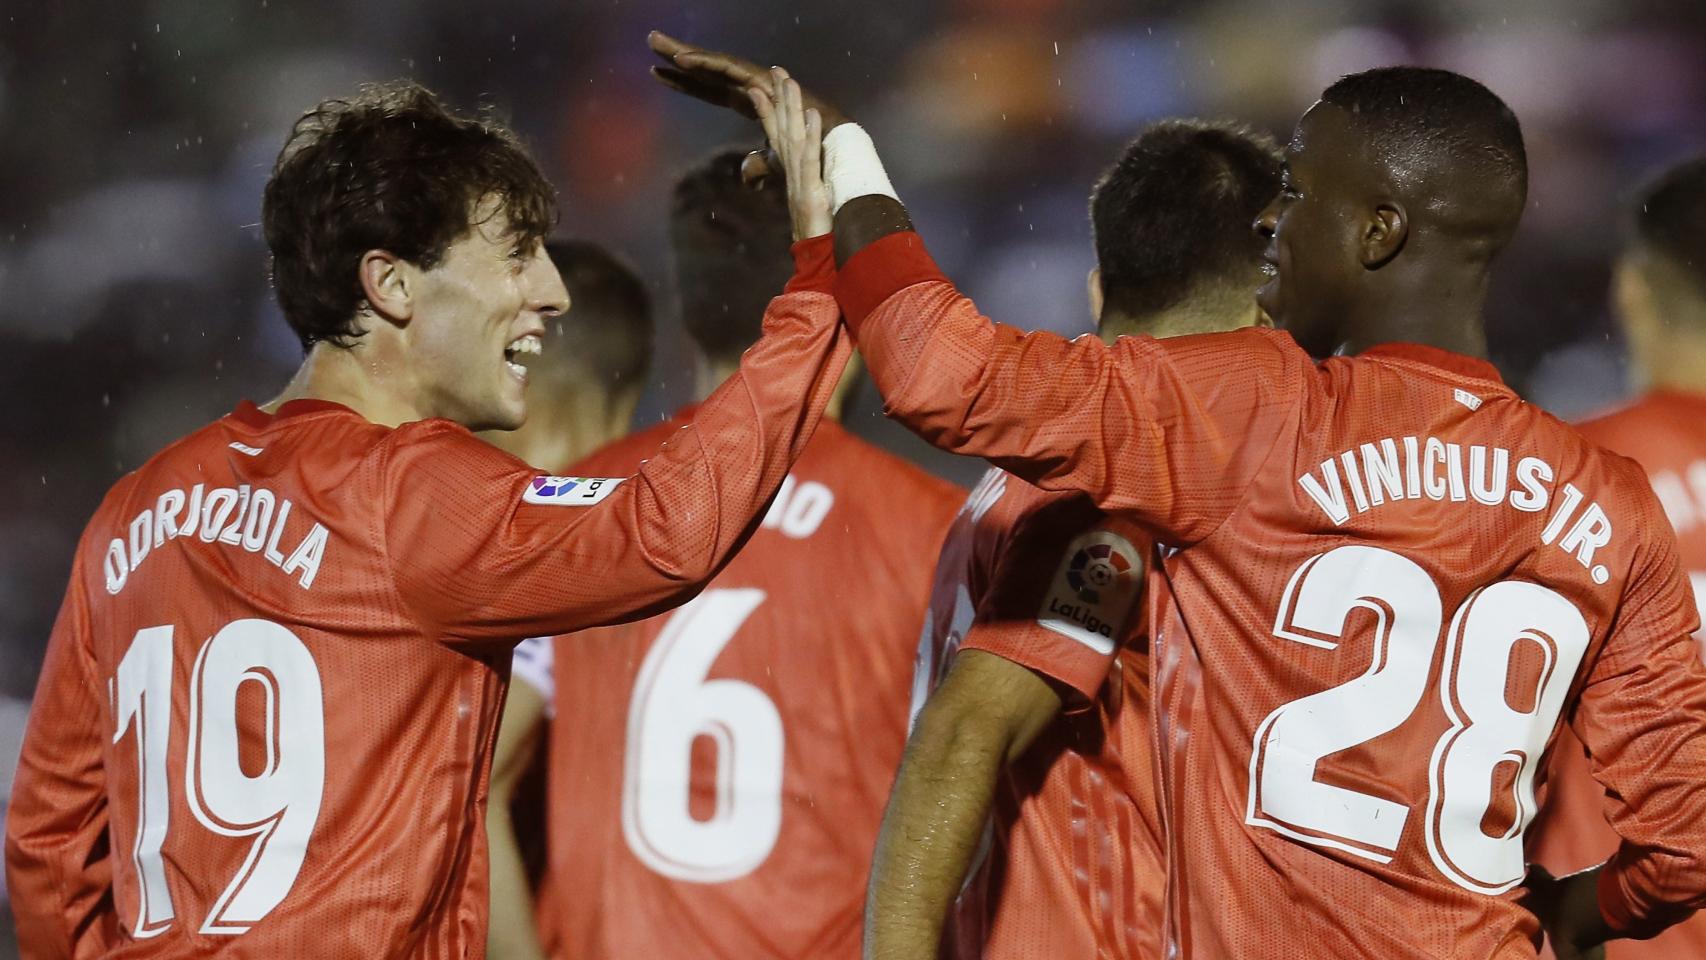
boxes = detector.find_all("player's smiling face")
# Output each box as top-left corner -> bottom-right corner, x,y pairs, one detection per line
403,200 -> 568,431
1256,104 -> 1366,358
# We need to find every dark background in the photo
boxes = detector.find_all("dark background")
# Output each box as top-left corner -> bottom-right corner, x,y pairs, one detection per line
4,0 -> 1706,950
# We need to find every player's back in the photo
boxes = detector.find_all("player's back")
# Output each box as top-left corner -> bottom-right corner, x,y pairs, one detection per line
1530,388 -> 1706,960
15,400 -> 513,958
1152,337 -> 1704,959
539,413 -> 963,960
918,469 -> 1163,960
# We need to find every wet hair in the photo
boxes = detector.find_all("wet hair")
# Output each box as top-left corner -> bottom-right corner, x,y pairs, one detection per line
263,81 -> 556,351
1320,67 -> 1527,250
1629,156 -> 1706,298
1090,119 -> 1282,317
669,147 -> 795,365
541,239 -> 653,397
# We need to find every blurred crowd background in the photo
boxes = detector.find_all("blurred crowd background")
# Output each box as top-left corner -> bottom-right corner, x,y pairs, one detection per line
3,0 -> 1706,950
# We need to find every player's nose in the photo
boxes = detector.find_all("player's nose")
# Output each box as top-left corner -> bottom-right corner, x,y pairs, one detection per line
1254,201 -> 1279,240
525,246 -> 570,318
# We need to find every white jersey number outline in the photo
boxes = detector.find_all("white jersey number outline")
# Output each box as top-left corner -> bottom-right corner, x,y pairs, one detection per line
111,619 -> 326,936
1247,545 -> 1589,893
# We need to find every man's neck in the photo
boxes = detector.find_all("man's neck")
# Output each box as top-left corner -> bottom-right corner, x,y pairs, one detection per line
266,342 -> 424,427
1335,265 -> 1491,360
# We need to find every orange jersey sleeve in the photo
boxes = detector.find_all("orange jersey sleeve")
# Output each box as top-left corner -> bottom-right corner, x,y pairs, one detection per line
384,235 -> 850,642
5,537 -> 118,959
959,488 -> 1147,702
836,231 -> 1305,545
1571,494 -> 1706,938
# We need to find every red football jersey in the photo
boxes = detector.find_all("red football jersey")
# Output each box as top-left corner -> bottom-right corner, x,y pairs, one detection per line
917,468 -> 1161,960
835,232 -> 1706,959
3,238 -> 850,959
530,416 -> 962,960
1531,389 -> 1706,959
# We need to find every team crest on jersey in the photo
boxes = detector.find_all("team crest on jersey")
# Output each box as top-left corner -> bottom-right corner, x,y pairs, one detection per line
523,475 -> 623,506
1039,530 -> 1143,654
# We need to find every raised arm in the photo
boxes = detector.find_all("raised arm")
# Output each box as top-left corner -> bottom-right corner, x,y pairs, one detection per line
4,561 -> 117,958
385,234 -> 851,642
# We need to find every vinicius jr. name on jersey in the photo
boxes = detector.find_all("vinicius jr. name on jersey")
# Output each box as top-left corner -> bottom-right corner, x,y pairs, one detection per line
102,482 -> 330,595
1299,435 -> 1616,584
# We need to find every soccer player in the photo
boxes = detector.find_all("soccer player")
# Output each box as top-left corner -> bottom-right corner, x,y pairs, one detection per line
486,147 -> 964,960
1528,156 -> 1706,960
478,238 -> 655,960
905,120 -> 1281,960
4,81 -> 849,957
658,40 -> 1706,960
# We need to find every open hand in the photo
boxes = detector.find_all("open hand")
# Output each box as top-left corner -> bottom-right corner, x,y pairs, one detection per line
747,69 -> 832,241
648,31 -> 849,186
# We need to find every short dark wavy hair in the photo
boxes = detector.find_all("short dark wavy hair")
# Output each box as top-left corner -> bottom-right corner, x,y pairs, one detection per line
1090,119 -> 1282,316
262,81 -> 556,350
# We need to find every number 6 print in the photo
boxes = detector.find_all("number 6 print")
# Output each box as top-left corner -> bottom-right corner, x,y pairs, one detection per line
1246,545 -> 1590,893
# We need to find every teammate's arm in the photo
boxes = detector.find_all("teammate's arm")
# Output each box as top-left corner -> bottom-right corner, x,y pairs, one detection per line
658,49 -> 1301,545
485,641 -> 550,960
1568,511 -> 1706,944
4,562 -> 117,958
386,244 -> 851,642
865,650 -> 1062,960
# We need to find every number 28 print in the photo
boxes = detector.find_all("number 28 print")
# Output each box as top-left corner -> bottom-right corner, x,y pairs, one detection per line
1246,545 -> 1590,894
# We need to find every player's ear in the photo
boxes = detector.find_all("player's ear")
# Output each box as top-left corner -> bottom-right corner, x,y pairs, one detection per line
1360,200 -> 1408,269
357,249 -> 413,328
1087,267 -> 1104,322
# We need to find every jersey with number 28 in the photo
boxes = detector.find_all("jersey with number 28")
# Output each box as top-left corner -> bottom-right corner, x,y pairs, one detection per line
835,233 -> 1706,959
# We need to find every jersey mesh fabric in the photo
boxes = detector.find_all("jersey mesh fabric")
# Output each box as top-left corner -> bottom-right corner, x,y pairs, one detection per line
920,468 -> 1162,960
532,415 -> 962,960
3,236 -> 850,959
1531,389 -> 1706,960
835,231 -> 1706,959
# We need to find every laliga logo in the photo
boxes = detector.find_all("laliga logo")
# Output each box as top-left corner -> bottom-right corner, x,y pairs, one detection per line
530,476 -> 583,498
1066,542 -> 1134,604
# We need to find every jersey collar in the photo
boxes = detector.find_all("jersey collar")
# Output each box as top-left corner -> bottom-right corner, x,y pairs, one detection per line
1357,342 -> 1504,385
230,398 -> 356,428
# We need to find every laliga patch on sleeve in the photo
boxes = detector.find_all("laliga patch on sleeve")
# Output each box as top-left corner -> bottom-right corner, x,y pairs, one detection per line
522,476 -> 624,507
1037,529 -> 1144,655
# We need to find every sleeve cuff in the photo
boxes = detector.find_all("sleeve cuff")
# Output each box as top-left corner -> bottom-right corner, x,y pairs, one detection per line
959,622 -> 1114,709
785,234 -> 837,293
832,230 -> 948,332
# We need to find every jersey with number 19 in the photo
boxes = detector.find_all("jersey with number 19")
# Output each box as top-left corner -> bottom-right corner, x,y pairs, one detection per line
836,232 -> 1706,958
530,415 -> 962,960
3,236 -> 851,959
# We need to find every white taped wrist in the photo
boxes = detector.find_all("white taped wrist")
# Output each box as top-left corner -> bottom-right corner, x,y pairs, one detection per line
822,123 -> 899,215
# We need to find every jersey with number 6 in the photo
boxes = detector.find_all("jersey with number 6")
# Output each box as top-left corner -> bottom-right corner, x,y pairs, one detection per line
529,413 -> 962,960
836,232 -> 1706,958
3,238 -> 850,959
1531,389 -> 1706,960
917,468 -> 1162,960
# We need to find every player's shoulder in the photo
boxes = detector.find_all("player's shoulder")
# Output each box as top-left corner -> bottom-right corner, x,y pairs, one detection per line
1574,389 -> 1703,448
567,412 -> 688,477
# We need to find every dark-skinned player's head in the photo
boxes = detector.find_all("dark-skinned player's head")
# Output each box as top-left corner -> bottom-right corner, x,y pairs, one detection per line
670,147 -> 797,370
1615,157 -> 1706,387
1089,119 -> 1282,341
1256,67 -> 1528,358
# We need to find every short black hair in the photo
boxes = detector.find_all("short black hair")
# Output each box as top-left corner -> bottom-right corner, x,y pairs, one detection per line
1320,67 -> 1527,249
669,148 -> 795,365
541,240 -> 653,397
263,81 -> 555,351
1630,156 -> 1706,295
1090,119 -> 1282,316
